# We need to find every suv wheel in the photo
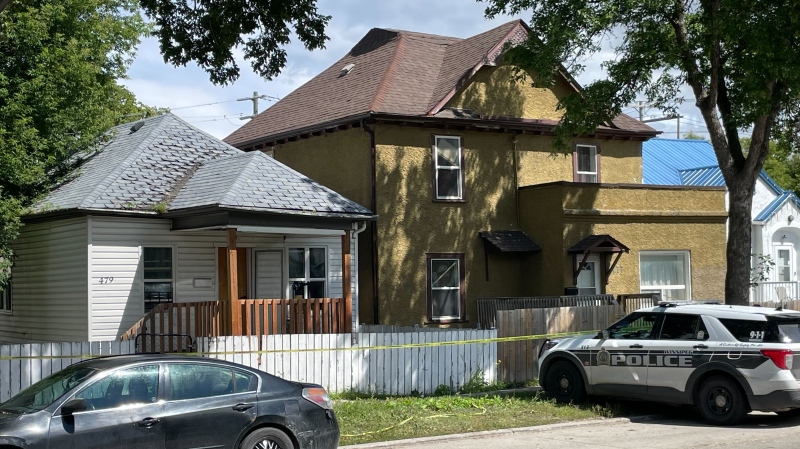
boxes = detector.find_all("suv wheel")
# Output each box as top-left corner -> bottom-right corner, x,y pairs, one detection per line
697,376 -> 748,426
544,360 -> 586,404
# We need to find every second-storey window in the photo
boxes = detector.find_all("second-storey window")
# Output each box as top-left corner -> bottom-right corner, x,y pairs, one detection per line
433,136 -> 463,200
143,247 -> 173,313
574,144 -> 599,183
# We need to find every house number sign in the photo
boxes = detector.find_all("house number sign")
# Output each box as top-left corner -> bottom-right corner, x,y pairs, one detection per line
98,277 -> 114,284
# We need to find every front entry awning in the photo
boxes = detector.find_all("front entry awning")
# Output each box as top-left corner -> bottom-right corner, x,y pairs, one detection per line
479,230 -> 541,281
567,234 -> 630,285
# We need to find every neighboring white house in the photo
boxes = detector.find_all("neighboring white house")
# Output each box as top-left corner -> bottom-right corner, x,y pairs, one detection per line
0,114 -> 375,344
643,138 -> 800,302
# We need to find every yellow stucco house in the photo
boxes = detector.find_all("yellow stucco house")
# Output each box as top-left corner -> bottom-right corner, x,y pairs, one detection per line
225,20 -> 727,327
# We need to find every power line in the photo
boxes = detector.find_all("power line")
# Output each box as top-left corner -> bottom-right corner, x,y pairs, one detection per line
168,99 -> 240,111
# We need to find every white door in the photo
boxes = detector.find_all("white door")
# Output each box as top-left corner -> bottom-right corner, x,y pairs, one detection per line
775,245 -> 795,282
255,251 -> 283,299
576,255 -> 601,295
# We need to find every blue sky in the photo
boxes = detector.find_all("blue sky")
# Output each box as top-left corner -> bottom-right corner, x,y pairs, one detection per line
123,0 -> 705,140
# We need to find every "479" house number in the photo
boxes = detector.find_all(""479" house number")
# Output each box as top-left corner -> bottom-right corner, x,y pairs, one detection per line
98,277 -> 114,284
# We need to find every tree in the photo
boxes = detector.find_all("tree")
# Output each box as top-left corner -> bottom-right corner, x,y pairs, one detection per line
483,0 -> 800,305
683,131 -> 706,140
0,1 -> 331,86
0,0 -> 154,285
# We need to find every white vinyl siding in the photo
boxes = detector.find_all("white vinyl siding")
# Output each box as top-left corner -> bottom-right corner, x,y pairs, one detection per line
90,217 -> 353,340
0,218 -> 89,343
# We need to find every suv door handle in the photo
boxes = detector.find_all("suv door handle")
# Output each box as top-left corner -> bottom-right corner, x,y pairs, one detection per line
137,418 -> 161,428
629,344 -> 643,349
233,403 -> 255,412
693,344 -> 709,349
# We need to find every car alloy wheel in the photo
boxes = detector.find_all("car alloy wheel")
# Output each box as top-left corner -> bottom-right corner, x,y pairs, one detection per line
241,428 -> 294,449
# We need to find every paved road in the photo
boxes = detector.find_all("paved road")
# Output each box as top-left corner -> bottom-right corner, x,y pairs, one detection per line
345,413 -> 800,449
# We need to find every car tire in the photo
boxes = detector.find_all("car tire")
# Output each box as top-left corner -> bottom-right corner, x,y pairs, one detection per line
544,360 -> 586,404
697,376 -> 748,426
240,427 -> 294,449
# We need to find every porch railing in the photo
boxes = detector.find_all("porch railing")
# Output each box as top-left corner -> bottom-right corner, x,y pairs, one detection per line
120,298 -> 347,345
749,281 -> 800,303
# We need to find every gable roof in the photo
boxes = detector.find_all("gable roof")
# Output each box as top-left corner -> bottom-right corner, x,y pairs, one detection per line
31,114 -> 374,221
224,20 -> 656,150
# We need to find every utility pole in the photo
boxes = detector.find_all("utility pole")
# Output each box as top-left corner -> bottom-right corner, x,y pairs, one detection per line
642,115 -> 683,138
237,91 -> 279,120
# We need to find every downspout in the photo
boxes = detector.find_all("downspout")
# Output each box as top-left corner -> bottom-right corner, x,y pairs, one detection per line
512,133 -> 520,227
362,119 -> 380,324
352,221 -> 368,332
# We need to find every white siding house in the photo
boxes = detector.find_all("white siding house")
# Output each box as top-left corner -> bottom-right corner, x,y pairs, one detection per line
0,114 -> 374,343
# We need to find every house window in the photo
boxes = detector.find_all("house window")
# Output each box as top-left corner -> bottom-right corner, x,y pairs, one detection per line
0,280 -> 10,314
574,144 -> 599,183
426,253 -> 466,322
288,247 -> 326,298
143,247 -> 173,313
640,251 -> 691,301
433,136 -> 464,200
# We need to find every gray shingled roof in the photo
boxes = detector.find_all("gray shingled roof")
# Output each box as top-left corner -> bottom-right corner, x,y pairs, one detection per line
31,113 -> 373,219
170,151 -> 373,217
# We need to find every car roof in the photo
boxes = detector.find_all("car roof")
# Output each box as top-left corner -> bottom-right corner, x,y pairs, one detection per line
72,354 -> 256,371
635,303 -> 800,320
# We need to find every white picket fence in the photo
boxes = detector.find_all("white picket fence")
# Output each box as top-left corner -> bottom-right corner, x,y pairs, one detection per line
0,330 -> 497,403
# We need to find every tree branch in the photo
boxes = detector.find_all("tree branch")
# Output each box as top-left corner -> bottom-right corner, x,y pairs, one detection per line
716,61 -> 744,165
0,0 -> 11,14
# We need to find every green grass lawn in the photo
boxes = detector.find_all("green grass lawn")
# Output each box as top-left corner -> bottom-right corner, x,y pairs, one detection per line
334,391 -> 627,446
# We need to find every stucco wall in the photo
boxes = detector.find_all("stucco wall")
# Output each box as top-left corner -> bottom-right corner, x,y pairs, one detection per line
445,65 -> 573,120
519,184 -> 727,300
373,125 -> 522,326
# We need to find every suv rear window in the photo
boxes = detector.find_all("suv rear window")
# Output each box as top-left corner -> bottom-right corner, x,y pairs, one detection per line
719,317 -> 800,343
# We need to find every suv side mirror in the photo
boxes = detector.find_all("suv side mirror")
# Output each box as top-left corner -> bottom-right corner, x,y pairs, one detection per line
60,398 -> 87,416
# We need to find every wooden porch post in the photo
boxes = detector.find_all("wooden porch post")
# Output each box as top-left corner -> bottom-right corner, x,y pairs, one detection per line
342,231 -> 352,333
226,228 -> 242,336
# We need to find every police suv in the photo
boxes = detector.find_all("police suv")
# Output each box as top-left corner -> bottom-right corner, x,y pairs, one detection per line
538,302 -> 800,425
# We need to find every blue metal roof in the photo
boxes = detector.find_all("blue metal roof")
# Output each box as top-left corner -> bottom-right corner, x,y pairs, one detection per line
679,165 -> 726,187
755,192 -> 795,222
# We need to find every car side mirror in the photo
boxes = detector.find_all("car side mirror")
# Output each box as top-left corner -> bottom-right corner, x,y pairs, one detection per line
600,330 -> 609,340
60,398 -> 87,416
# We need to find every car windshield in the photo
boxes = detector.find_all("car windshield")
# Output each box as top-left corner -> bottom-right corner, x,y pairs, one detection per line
0,365 -> 96,414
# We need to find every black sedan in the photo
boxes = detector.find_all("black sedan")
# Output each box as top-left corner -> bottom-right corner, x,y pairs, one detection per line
0,354 -> 339,449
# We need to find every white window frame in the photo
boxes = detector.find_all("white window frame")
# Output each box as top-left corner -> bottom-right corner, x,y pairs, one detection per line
575,144 -> 598,183
287,247 -> 328,299
0,281 -> 10,314
142,246 -> 175,313
434,135 -> 463,200
428,255 -> 464,322
639,250 -> 692,301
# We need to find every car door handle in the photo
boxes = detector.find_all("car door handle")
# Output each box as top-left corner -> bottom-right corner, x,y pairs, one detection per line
137,417 -> 161,428
629,344 -> 643,349
233,403 -> 255,412
693,344 -> 709,349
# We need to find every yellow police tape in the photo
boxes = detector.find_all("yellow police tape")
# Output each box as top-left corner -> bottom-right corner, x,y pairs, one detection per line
0,330 -> 596,360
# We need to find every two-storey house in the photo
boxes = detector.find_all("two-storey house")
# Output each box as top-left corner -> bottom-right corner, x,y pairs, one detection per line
225,20 -> 728,327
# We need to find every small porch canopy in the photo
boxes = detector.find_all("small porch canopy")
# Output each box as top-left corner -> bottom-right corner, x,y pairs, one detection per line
479,230 -> 541,280
167,151 -> 376,334
567,234 -> 630,285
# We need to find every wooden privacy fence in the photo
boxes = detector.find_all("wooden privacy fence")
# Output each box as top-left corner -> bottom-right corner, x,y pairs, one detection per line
477,295 -> 616,330
496,304 -> 624,383
120,298 -> 347,346
1,330 -> 497,402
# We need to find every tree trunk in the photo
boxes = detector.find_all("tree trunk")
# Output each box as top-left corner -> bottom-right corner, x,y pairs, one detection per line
725,175 -> 756,305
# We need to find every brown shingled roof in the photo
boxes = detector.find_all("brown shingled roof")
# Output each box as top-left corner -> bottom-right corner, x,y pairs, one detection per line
224,20 -> 656,149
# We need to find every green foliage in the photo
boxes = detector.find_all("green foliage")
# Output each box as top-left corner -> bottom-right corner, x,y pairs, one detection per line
139,0 -> 330,85
482,0 -> 800,305
0,0 -> 152,286
750,254 -> 775,287
433,384 -> 454,396
683,131 -> 706,140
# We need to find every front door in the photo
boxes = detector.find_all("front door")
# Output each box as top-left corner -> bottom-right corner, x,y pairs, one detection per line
47,364 -> 165,449
590,312 -> 660,397
775,245 -> 795,282
254,250 -> 283,299
576,255 -> 601,295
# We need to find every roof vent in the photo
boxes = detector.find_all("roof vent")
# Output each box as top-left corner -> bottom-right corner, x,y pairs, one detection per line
130,121 -> 145,133
339,63 -> 355,77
